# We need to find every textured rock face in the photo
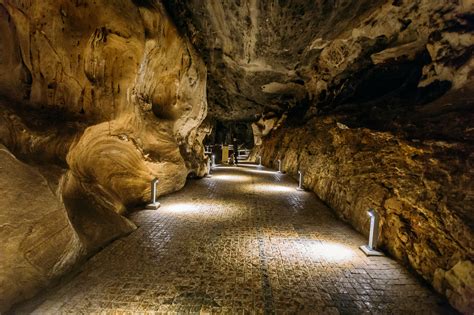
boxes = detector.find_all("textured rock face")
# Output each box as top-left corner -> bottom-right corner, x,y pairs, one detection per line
0,0 -> 207,311
166,0 -> 385,120
258,117 -> 473,313
164,0 -> 473,312
0,145 -> 87,312
0,0 -> 472,313
166,0 -> 473,127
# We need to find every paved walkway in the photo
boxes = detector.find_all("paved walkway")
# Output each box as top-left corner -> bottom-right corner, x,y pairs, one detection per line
29,164 -> 453,314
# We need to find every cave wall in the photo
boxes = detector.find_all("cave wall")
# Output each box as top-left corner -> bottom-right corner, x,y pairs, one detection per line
244,1 -> 474,312
0,0 -> 472,313
0,0 -> 207,311
164,0 -> 473,312
258,117 -> 473,313
165,0 -> 387,121
0,144 -> 86,312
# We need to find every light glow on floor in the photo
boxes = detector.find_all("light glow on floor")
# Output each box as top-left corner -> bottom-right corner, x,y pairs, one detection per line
238,164 -> 261,168
212,174 -> 252,182
267,237 -> 356,263
162,202 -> 199,213
250,184 -> 295,193
246,169 -> 281,175
306,241 -> 355,262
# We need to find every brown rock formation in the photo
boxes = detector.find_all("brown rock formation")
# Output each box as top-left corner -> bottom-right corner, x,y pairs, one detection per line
0,0 -> 207,311
258,117 -> 473,313
0,144 -> 84,312
165,0 -> 474,312
0,0 -> 472,313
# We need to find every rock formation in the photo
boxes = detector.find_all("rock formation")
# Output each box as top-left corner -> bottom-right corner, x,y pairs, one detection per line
0,144 -> 84,312
258,117 -> 473,313
0,0 -> 472,313
0,0 -> 207,312
167,0 -> 473,313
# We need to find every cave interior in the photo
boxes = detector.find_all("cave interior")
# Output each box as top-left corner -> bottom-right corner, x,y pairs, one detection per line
0,0 -> 473,313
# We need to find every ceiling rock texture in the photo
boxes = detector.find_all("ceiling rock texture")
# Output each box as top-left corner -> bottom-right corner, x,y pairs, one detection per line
0,0 -> 473,313
0,0 -> 207,311
166,0 -> 473,312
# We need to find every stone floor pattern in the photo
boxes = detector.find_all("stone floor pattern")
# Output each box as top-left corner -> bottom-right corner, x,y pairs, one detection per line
27,164 -> 455,314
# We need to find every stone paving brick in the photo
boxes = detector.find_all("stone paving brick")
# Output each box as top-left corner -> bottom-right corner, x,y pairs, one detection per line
29,164 -> 455,314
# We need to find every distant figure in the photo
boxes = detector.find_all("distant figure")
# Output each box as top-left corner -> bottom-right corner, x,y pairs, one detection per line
233,137 -> 239,166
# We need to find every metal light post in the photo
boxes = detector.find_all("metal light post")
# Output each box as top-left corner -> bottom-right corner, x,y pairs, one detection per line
360,209 -> 383,256
278,159 -> 282,173
146,178 -> 160,210
296,170 -> 304,191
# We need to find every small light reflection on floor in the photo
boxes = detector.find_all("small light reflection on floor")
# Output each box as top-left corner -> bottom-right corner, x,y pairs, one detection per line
251,183 -> 295,193
246,169 -> 280,175
305,240 -> 355,262
266,237 -> 356,263
161,202 -> 199,213
238,163 -> 261,168
211,174 -> 252,182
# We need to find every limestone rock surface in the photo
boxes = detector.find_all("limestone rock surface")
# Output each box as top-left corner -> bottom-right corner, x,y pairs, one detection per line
166,0 -> 473,128
0,0 -> 208,311
167,1 -> 473,312
258,116 -> 474,314
0,145 -> 84,312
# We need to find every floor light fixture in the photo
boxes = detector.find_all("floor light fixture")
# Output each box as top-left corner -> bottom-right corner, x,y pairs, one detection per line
146,178 -> 160,210
360,209 -> 384,256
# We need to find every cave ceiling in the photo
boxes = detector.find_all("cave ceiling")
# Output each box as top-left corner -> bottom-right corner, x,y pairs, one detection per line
165,0 -> 473,142
165,0 -> 404,121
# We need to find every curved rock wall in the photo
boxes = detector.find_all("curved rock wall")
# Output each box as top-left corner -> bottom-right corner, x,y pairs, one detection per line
0,0 -> 207,311
0,144 -> 85,313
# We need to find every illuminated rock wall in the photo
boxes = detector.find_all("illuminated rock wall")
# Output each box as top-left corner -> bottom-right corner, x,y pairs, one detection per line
259,116 -> 473,313
0,0 -> 207,311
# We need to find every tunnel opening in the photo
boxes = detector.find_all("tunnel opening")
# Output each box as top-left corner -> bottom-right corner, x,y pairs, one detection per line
203,119 -> 255,165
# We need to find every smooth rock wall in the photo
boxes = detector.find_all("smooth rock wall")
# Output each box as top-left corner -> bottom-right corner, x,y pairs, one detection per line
0,145 -> 86,312
0,0 -> 208,311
